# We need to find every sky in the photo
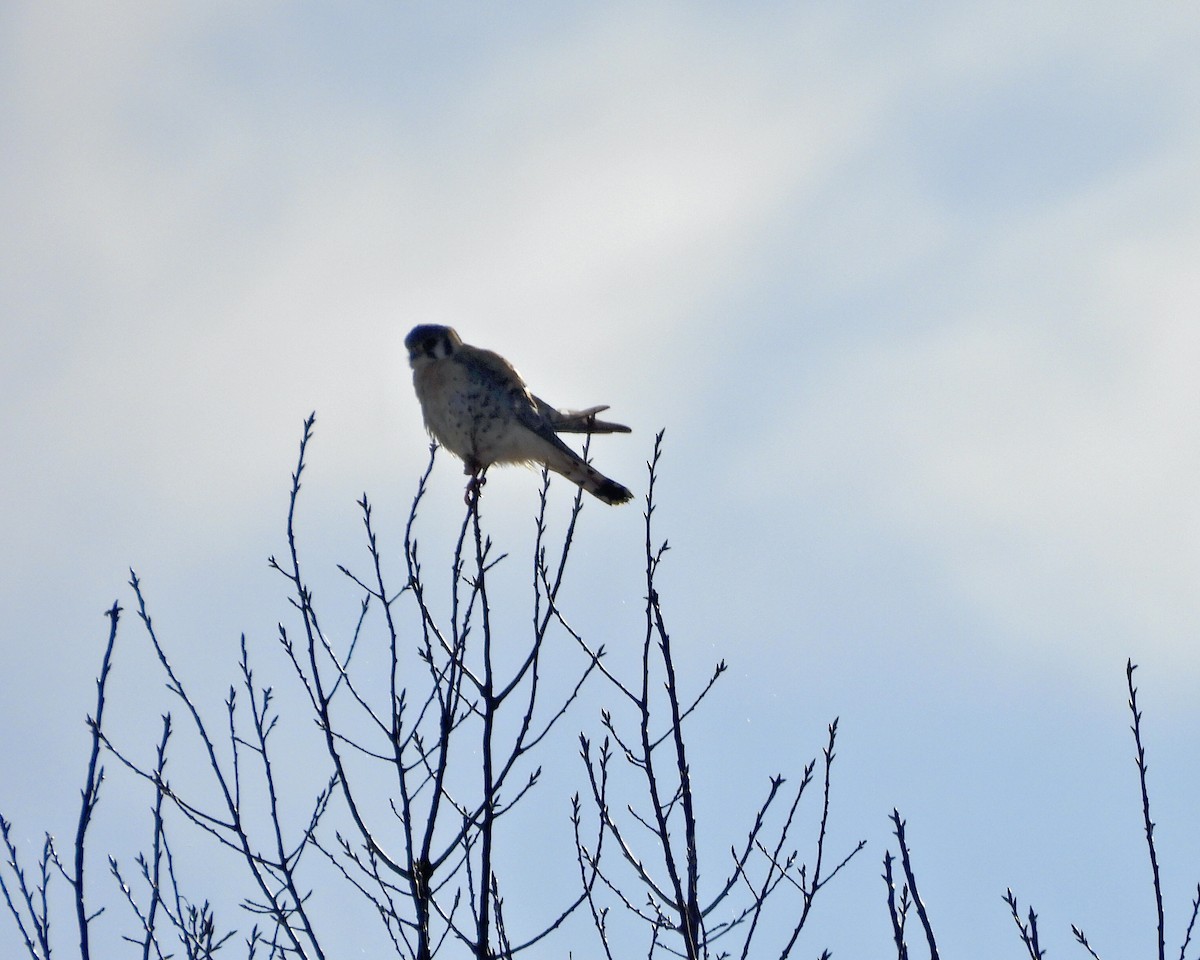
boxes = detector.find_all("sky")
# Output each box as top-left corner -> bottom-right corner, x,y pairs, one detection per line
3,2 -> 1200,957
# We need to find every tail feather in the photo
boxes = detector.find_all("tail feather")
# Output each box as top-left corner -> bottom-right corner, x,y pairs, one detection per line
584,472 -> 634,505
543,443 -> 633,505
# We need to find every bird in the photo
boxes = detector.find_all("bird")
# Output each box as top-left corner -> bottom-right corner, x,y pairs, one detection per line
404,324 -> 634,505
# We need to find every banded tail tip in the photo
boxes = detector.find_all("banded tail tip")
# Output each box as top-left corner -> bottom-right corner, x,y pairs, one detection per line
592,477 -> 634,506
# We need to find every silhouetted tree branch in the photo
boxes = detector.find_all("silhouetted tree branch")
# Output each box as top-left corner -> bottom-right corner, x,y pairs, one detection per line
5,414 -> 1195,960
575,431 -> 865,959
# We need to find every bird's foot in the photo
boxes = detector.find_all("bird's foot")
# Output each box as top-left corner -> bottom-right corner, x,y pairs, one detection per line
464,471 -> 487,506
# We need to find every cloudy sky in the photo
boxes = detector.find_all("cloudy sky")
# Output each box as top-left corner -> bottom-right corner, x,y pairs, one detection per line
3,3 -> 1200,957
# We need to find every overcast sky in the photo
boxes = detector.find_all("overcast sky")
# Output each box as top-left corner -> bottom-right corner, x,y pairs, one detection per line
3,3 -> 1200,958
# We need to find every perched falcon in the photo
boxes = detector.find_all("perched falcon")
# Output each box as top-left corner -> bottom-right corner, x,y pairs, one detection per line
404,324 -> 634,505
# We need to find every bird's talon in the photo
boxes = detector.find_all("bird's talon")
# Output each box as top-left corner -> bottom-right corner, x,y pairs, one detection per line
464,472 -> 487,506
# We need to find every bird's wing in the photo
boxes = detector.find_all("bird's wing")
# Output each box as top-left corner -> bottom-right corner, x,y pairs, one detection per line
531,395 -> 631,434
453,346 -> 549,431
456,345 -> 630,440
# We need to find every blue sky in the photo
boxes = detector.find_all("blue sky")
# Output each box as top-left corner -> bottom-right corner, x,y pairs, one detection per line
3,3 -> 1200,957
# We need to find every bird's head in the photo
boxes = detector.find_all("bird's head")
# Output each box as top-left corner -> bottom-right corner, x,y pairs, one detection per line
405,325 -> 462,367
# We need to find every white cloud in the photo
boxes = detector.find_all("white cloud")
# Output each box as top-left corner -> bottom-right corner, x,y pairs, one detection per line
755,127 -> 1200,675
13,1 -> 1200,655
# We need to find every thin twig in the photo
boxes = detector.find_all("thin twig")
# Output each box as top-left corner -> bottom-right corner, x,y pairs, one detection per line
889,811 -> 938,960
1127,660 -> 1165,960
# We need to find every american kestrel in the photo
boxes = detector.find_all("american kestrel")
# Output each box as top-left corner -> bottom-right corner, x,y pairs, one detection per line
404,324 -> 634,505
